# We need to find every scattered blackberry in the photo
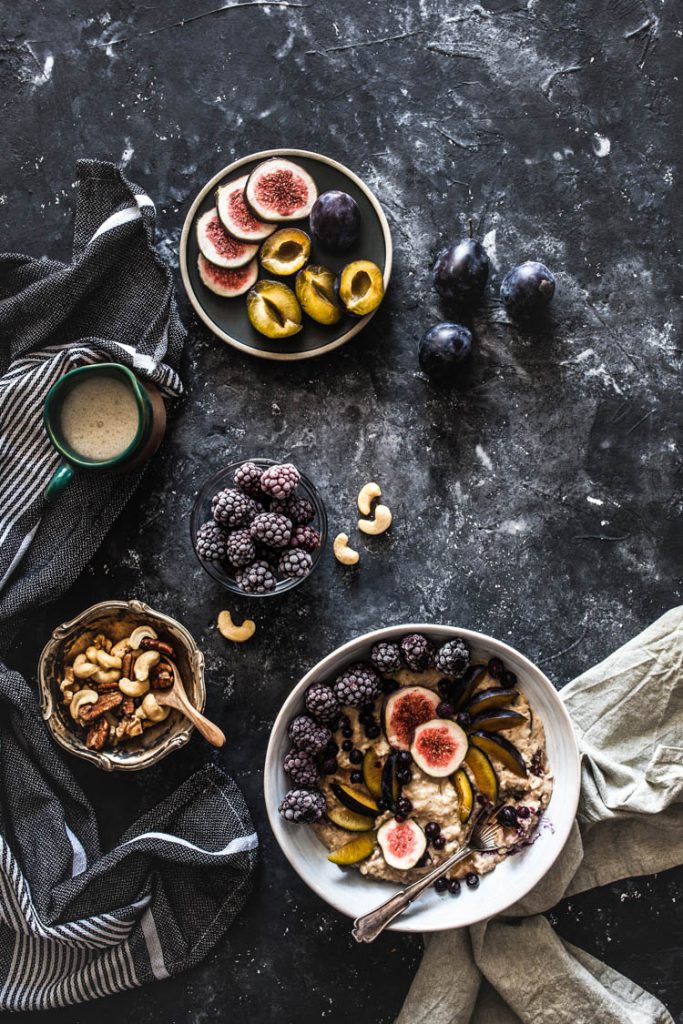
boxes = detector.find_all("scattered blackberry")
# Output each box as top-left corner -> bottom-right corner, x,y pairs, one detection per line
447,878 -> 461,895
350,771 -> 363,784
271,495 -> 315,525
498,806 -> 518,827
261,462 -> 300,499
283,748 -> 319,787
289,525 -> 321,552
437,701 -> 454,719
225,528 -> 256,568
234,461 -> 265,497
195,521 -> 227,561
349,748 -> 363,765
435,638 -> 470,677
278,788 -> 326,823
250,512 -> 292,549
400,633 -> 434,672
235,559 -> 277,594
333,662 -> 381,707
288,715 -> 331,754
487,656 -> 504,679
212,488 -> 250,528
279,548 -> 313,579
465,872 -> 479,888
370,641 -> 403,675
304,682 -> 340,724
432,835 -> 446,850
434,878 -> 448,893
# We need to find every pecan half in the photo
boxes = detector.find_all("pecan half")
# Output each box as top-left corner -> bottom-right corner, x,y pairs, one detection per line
80,691 -> 123,722
122,698 -> 135,716
96,678 -> 121,693
140,636 -> 176,659
150,660 -> 174,690
121,652 -> 134,679
85,719 -> 109,750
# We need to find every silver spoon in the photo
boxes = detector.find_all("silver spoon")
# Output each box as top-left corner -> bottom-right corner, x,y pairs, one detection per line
352,804 -> 507,943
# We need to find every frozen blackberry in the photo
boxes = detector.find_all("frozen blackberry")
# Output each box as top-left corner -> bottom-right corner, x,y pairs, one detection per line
225,528 -> 256,568
283,748 -> 319,787
289,525 -> 321,552
195,521 -> 227,561
235,559 -> 277,594
278,788 -> 326,823
212,487 -> 250,528
250,512 -> 292,549
434,638 -> 470,677
261,462 -> 300,499
400,633 -> 435,672
234,461 -> 265,498
271,495 -> 315,525
370,640 -> 403,674
288,714 -> 331,754
243,497 -> 266,523
279,548 -> 313,579
333,662 -> 381,708
304,682 -> 340,724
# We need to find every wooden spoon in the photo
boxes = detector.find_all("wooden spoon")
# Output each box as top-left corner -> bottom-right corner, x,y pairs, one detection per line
155,661 -> 225,748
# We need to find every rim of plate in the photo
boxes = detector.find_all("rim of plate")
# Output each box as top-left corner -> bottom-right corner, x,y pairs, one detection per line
179,148 -> 393,362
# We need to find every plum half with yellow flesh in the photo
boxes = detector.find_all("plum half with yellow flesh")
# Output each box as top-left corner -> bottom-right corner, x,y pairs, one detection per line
337,260 -> 384,316
259,228 -> 310,276
246,280 -> 302,339
295,265 -> 343,325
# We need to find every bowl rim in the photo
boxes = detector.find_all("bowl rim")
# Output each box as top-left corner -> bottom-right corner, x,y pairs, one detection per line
190,458 -> 328,597
179,148 -> 393,362
264,623 -> 581,932
37,599 -> 206,772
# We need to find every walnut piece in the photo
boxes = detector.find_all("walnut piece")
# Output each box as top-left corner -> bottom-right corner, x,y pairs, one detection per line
79,691 -> 123,722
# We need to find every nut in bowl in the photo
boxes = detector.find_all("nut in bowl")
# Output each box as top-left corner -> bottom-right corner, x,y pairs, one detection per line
38,600 -> 206,771
265,625 -> 580,932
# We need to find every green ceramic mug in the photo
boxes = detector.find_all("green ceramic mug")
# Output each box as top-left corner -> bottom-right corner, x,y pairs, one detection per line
43,363 -> 167,502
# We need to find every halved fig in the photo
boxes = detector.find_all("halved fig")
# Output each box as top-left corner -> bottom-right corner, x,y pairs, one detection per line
327,804 -> 377,832
470,731 -> 528,777
330,781 -> 379,818
466,687 -> 518,716
451,665 -> 487,711
381,751 -> 401,811
469,709 -> 527,733
377,818 -> 427,870
259,228 -> 310,276
246,279 -> 302,338
295,264 -> 343,326
384,686 -> 440,751
215,174 -> 276,242
197,253 -> 258,297
196,209 -> 258,269
362,748 -> 384,801
245,158 -> 318,222
328,831 -> 376,866
337,260 -> 384,316
452,767 -> 474,823
411,719 -> 468,778
464,746 -> 499,802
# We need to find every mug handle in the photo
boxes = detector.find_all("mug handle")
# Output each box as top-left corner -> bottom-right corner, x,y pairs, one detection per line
44,462 -> 74,502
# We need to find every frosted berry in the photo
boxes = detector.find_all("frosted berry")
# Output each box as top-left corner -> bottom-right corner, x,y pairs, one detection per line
304,682 -> 340,724
400,633 -> 435,672
250,512 -> 292,549
333,662 -> 381,708
370,641 -> 403,674
271,495 -> 315,525
235,559 -> 277,594
283,748 -> 319,787
261,462 -> 300,499
225,528 -> 256,568
288,714 -> 331,754
234,461 -> 265,498
278,788 -> 326,823
435,638 -> 470,677
195,521 -> 227,561
212,487 -> 251,528
289,525 -> 321,552
279,548 -> 313,579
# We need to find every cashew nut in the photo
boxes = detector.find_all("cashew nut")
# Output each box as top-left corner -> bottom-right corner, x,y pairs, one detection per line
70,688 -> 98,721
358,504 -> 393,536
333,532 -> 360,566
119,677 -> 150,698
59,674 -> 75,694
111,637 -> 131,658
133,650 -> 160,681
358,482 -> 382,516
96,649 -> 122,670
129,625 -> 158,650
86,645 -> 100,663
141,692 -> 170,723
72,654 -> 99,679
217,611 -> 256,643
93,668 -> 121,685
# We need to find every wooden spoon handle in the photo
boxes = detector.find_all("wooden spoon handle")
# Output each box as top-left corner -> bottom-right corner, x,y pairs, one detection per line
176,698 -> 226,748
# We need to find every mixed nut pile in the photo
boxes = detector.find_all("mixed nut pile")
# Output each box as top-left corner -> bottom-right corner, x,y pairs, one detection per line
58,624 -> 177,751
196,156 -> 385,338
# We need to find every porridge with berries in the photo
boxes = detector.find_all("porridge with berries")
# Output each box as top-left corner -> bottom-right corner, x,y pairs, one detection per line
279,633 -> 553,893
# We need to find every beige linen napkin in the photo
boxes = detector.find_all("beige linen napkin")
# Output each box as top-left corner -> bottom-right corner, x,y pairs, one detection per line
397,607 -> 683,1024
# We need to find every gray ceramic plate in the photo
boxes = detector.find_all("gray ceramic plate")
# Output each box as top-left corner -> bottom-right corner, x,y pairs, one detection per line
179,149 -> 393,361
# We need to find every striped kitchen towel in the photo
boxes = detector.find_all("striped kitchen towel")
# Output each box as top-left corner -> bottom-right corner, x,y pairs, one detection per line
0,160 -> 185,642
0,665 -> 258,1010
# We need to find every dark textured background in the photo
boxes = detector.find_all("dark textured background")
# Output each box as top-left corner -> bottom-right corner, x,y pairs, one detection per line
2,0 -> 682,1020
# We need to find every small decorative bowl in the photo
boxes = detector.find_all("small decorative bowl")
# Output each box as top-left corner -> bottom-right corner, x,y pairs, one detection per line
190,458 -> 328,597
38,599 -> 206,772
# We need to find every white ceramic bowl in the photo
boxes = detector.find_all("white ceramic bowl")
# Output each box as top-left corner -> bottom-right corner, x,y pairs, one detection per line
265,624 -> 580,932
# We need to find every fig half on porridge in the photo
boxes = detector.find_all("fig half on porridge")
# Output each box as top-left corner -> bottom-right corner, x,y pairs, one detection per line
278,634 -> 554,894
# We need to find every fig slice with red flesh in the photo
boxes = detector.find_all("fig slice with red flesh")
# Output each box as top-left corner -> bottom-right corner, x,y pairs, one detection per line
451,665 -> 487,711
469,709 -> 527,733
464,746 -> 499,803
362,748 -> 384,801
470,731 -> 528,777
197,253 -> 258,297
330,781 -> 379,818
377,818 -> 427,870
195,209 -> 258,269
466,687 -> 519,716
383,686 -> 440,751
452,767 -> 474,823
410,719 -> 468,778
245,158 -> 318,222
215,174 -> 276,242
328,831 -> 376,866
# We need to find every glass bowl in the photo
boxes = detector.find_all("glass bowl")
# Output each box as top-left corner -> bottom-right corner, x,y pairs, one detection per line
190,458 -> 328,596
